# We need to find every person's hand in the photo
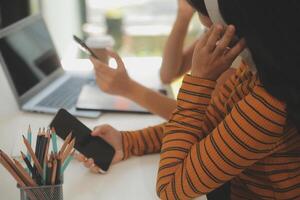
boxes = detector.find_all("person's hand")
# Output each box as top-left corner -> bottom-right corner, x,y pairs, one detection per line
177,0 -> 195,20
191,24 -> 246,80
90,50 -> 132,96
74,124 -> 124,173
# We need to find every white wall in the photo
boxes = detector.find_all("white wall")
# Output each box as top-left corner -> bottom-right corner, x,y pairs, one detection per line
40,0 -> 82,58
0,65 -> 19,120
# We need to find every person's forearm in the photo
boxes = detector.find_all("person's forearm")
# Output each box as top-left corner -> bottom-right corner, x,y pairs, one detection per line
160,16 -> 192,84
121,123 -> 166,160
124,80 -> 176,120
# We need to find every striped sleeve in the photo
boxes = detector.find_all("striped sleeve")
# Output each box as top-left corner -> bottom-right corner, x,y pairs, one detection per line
119,65 -> 242,161
121,123 -> 166,160
156,77 -> 287,199
172,74 -> 216,138
120,74 -> 216,160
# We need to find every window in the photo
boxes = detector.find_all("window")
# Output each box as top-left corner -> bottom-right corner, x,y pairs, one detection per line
85,0 -> 203,56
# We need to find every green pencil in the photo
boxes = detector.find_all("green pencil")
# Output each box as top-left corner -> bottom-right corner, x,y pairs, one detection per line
51,128 -> 58,154
61,150 -> 75,174
27,125 -> 32,162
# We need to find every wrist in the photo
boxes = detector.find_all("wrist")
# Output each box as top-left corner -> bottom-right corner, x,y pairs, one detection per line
121,131 -> 131,160
184,74 -> 217,88
177,9 -> 194,21
175,14 -> 192,28
190,71 -> 219,81
123,79 -> 140,99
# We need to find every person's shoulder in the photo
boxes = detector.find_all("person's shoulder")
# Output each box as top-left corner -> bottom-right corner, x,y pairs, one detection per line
248,81 -> 287,122
233,81 -> 288,131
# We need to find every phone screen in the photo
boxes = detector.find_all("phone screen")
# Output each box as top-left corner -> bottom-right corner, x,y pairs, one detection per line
50,109 -> 115,172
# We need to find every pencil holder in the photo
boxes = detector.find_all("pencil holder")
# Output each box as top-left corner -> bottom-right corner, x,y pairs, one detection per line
19,184 -> 63,200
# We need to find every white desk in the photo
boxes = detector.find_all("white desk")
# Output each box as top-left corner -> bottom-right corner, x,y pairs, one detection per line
0,58 -> 206,200
0,110 -> 166,200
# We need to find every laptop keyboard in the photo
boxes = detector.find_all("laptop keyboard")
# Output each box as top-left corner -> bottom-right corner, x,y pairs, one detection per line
37,77 -> 86,109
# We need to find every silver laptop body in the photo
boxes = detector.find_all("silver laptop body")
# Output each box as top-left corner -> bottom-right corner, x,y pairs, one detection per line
0,15 -> 100,118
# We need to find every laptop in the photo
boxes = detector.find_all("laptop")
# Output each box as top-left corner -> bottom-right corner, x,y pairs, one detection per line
0,15 -> 101,118
76,82 -> 164,113
76,57 -> 173,113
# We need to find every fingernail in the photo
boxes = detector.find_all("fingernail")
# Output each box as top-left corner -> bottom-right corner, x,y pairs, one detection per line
215,24 -> 223,30
228,25 -> 235,32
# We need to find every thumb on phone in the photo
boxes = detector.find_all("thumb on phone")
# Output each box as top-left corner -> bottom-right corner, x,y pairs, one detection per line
91,124 -> 112,137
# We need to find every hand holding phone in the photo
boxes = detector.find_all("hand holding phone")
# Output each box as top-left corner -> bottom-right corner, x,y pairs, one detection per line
75,124 -> 124,173
50,109 -> 115,172
73,35 -> 100,60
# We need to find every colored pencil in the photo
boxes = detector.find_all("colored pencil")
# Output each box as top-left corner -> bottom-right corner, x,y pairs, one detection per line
0,153 -> 27,187
51,159 -> 57,185
61,138 -> 75,163
21,152 -> 35,175
27,125 -> 32,162
59,132 -> 72,157
22,136 -> 43,177
61,150 -> 75,174
13,159 -> 37,187
51,128 -> 58,153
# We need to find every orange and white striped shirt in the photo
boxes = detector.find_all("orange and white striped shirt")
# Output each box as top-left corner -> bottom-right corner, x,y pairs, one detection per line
122,64 -> 300,200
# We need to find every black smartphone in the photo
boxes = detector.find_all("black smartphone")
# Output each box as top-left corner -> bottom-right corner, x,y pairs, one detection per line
49,109 -> 115,172
73,35 -> 100,60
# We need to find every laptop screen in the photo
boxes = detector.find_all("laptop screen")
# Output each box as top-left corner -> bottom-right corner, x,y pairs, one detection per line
0,18 -> 61,96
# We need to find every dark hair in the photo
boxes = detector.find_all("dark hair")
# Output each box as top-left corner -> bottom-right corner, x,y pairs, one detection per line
187,0 -> 209,16
217,0 -> 300,130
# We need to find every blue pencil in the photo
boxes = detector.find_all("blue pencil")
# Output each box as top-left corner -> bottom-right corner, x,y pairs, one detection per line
61,150 -> 75,174
27,125 -> 32,162
51,128 -> 58,154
